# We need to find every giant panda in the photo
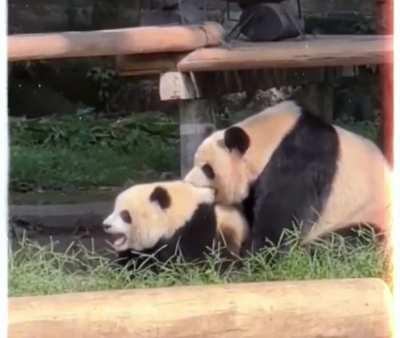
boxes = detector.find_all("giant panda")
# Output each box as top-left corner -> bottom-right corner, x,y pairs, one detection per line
102,180 -> 249,267
184,100 -> 392,251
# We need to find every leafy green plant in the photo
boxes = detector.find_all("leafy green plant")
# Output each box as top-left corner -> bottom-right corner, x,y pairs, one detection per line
334,114 -> 380,143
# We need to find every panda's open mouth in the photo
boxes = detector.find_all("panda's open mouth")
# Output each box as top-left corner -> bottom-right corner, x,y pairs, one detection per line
110,233 -> 127,247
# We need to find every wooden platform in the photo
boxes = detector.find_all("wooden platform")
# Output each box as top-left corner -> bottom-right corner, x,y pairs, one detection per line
117,34 -> 393,75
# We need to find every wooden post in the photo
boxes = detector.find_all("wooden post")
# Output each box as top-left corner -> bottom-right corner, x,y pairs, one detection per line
8,278 -> 392,338
376,0 -> 393,164
179,99 -> 215,176
159,71 -> 215,177
294,81 -> 334,123
380,64 -> 393,165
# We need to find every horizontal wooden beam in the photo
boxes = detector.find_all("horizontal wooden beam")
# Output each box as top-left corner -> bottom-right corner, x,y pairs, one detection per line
8,22 -> 224,62
177,35 -> 393,72
116,53 -> 183,76
9,278 -> 391,338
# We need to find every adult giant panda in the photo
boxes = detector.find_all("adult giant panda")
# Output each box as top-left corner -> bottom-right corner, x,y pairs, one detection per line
184,100 -> 392,251
102,180 -> 249,266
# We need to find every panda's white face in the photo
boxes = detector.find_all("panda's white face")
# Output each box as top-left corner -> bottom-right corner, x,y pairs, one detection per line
102,209 -> 132,251
185,130 -> 252,205
102,181 -> 215,252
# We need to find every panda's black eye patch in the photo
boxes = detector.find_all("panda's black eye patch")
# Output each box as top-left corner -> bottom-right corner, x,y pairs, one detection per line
150,186 -> 171,209
202,164 -> 215,179
120,210 -> 132,223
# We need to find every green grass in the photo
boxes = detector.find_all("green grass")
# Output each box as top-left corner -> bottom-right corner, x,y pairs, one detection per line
9,112 -> 381,193
10,144 -> 177,192
9,229 -> 388,297
10,114 -> 179,192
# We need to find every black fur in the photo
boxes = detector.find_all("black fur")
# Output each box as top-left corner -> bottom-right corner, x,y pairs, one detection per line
150,186 -> 171,209
202,164 -> 216,180
244,112 -> 339,251
224,126 -> 251,155
117,203 -> 218,268
120,210 -> 132,223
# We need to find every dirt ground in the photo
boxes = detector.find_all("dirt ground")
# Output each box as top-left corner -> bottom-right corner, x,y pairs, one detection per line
9,201 -> 114,254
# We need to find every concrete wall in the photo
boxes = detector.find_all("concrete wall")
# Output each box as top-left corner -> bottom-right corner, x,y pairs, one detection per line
8,0 -> 141,33
8,0 -> 375,34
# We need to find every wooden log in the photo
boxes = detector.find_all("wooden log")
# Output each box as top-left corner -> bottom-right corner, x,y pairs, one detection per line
8,22 -> 224,62
376,0 -> 393,165
9,278 -> 392,338
178,35 -> 393,72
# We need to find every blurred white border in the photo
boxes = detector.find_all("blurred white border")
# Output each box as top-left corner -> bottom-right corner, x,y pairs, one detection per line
0,2 -> 398,338
393,0 -> 399,337
0,0 -> 8,336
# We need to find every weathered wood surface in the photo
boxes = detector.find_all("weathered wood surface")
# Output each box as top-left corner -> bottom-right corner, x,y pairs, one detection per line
177,35 -> 393,72
9,278 -> 392,338
8,22 -> 224,61
116,53 -> 183,76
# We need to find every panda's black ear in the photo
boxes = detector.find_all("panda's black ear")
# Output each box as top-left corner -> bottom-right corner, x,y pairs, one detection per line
224,126 -> 250,155
150,186 -> 171,209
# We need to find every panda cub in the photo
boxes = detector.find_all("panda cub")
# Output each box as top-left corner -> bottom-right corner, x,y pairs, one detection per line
185,100 -> 392,250
103,180 -> 249,266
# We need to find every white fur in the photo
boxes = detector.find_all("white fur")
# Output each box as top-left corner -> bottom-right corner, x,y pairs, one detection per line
303,125 -> 393,242
103,180 -> 249,254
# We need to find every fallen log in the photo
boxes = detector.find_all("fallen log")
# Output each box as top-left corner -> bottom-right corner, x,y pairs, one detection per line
9,278 -> 392,338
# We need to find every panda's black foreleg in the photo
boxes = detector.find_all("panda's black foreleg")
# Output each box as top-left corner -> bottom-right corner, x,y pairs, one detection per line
248,182 -> 319,253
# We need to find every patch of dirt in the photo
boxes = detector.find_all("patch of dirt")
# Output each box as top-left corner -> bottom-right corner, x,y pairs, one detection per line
9,201 -> 115,254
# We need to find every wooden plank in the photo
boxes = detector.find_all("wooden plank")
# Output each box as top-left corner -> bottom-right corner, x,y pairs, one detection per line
9,278 -> 392,338
8,22 -> 224,61
178,35 -> 393,72
116,53 -> 182,76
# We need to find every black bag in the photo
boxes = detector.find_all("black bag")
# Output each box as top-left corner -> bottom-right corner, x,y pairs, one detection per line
230,1 -> 304,42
